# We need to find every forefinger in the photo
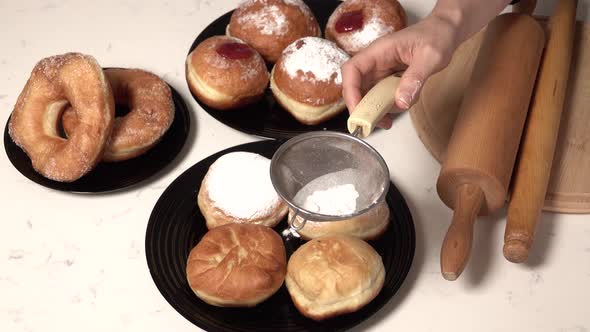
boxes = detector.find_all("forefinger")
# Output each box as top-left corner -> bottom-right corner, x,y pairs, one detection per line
341,47 -> 382,112
341,58 -> 364,113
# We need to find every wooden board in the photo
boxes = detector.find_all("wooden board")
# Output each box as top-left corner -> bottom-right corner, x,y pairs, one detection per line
410,20 -> 590,213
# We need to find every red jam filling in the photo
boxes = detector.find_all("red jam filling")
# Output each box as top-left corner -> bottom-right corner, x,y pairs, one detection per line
216,42 -> 253,60
335,10 -> 364,33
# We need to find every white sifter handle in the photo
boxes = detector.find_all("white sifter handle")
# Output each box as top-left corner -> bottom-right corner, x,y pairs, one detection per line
347,75 -> 402,138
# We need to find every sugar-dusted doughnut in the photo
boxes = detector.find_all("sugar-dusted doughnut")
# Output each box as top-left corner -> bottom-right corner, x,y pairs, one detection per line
227,0 -> 321,63
325,0 -> 407,55
198,151 -> 288,229
270,37 -> 350,125
186,36 -> 269,110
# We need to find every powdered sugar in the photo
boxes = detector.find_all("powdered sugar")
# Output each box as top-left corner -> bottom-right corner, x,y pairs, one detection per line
301,184 -> 359,215
328,0 -> 399,51
239,0 -> 311,13
237,4 -> 288,36
206,152 -> 283,220
293,168 -> 362,217
280,37 -> 350,84
201,37 -> 264,81
241,65 -> 261,81
345,17 -> 394,49
236,0 -> 316,36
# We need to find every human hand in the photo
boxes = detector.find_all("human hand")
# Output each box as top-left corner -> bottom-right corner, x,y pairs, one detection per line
341,14 -> 461,129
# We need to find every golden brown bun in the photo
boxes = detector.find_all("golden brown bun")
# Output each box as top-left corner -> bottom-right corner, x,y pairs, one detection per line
62,68 -> 174,162
325,0 -> 407,55
186,35 -> 269,110
285,235 -> 385,320
270,37 -> 350,125
227,0 -> 321,63
186,223 -> 287,307
197,151 -> 288,229
8,53 -> 114,182
288,200 -> 390,240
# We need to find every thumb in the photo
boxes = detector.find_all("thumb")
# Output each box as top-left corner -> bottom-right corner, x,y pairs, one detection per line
395,49 -> 443,110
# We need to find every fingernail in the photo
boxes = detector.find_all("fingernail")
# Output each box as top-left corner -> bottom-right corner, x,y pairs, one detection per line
398,93 -> 412,109
398,80 -> 422,110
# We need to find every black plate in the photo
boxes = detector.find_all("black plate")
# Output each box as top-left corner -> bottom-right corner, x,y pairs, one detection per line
3,83 -> 190,193
187,0 -> 349,140
145,140 -> 415,332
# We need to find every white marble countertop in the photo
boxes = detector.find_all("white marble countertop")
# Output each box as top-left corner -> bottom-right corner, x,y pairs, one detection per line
1,0 -> 589,331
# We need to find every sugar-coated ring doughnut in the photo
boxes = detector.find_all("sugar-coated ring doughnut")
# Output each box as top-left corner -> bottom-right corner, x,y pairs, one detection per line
8,53 -> 114,182
61,68 -> 175,162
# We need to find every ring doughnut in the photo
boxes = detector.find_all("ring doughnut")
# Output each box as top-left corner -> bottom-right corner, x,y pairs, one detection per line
8,53 -> 114,182
61,68 -> 175,162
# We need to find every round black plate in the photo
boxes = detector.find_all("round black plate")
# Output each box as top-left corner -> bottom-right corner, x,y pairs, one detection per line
3,83 -> 190,193
145,140 -> 415,332
186,0 -> 349,140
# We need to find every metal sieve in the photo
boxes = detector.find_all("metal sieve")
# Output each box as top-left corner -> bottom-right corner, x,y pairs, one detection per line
270,75 -> 402,235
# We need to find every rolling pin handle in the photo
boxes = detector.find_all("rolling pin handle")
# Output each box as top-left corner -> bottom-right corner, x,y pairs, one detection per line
441,183 -> 484,281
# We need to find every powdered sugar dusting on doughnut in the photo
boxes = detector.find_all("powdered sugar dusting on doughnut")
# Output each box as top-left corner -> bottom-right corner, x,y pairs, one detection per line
282,0 -> 314,17
203,36 -> 241,69
346,16 -> 394,49
237,4 -> 288,36
241,65 -> 260,81
201,37 -> 266,81
203,37 -> 261,79
329,0 -> 400,51
238,0 -> 315,22
281,37 -> 350,84
206,152 -> 283,220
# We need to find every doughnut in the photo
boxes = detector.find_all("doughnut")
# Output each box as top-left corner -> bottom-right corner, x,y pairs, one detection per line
285,235 -> 385,320
61,68 -> 175,162
186,35 -> 269,110
186,223 -> 287,307
8,53 -> 114,182
325,0 -> 407,55
288,200 -> 390,240
270,37 -> 350,125
227,0 -> 321,63
198,151 -> 288,229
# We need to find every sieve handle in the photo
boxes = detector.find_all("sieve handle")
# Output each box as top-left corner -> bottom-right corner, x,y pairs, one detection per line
347,75 -> 402,138
288,210 -> 307,231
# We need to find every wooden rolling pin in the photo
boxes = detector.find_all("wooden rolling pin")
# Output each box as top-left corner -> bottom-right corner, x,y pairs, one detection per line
436,13 -> 545,281
504,0 -> 578,263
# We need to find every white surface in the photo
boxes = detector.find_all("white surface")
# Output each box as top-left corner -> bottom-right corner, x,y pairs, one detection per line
1,0 -> 589,331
